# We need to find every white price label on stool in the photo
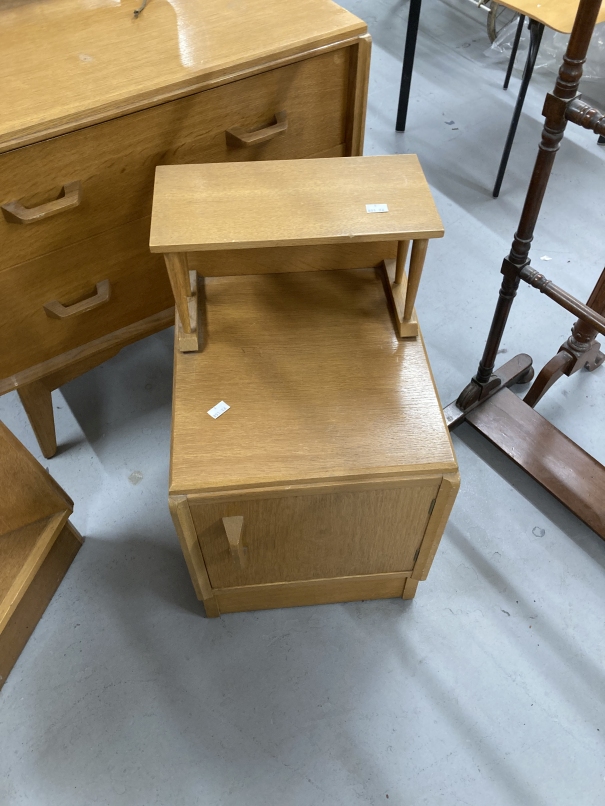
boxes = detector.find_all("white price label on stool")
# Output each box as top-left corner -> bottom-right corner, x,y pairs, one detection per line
207,401 -> 230,419
366,203 -> 389,213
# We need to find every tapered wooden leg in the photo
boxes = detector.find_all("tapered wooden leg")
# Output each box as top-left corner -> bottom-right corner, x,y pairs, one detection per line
403,238 -> 429,322
402,577 -> 418,600
17,380 -> 57,459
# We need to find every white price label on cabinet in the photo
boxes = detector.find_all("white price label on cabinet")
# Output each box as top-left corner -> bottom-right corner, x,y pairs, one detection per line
207,401 -> 230,419
366,203 -> 389,213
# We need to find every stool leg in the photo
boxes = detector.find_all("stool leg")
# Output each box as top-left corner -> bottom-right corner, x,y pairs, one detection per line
396,0 -> 423,132
493,19 -> 545,198
403,239 -> 428,323
503,14 -> 526,90
165,253 -> 193,334
394,240 -> 410,285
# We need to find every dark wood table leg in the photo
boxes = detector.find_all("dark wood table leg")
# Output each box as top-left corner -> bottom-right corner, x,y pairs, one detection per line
396,0 -> 422,132
523,267 -> 605,407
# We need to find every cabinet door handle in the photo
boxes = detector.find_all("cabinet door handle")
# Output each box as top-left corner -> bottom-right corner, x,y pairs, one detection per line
222,516 -> 247,569
43,279 -> 111,319
226,111 -> 288,147
2,180 -> 82,224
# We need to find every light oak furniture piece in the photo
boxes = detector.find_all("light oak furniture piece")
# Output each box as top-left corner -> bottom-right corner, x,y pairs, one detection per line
150,155 -> 445,350
0,422 -> 82,690
0,0 -> 370,459
151,155 -> 458,616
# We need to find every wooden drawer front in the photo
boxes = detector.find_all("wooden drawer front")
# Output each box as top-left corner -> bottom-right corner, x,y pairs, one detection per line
0,217 -> 172,379
0,47 -> 352,270
190,480 -> 441,589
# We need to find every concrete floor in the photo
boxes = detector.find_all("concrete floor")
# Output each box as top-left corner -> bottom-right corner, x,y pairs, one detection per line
1,1 -> 605,803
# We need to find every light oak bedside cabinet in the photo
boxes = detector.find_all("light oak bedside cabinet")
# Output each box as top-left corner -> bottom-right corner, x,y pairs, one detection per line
0,0 -> 369,458
150,155 -> 459,616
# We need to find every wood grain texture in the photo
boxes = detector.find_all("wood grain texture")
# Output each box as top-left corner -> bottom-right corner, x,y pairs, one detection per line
467,388 -> 605,538
0,521 -> 82,690
0,422 -> 71,535
214,571 -> 410,614
17,381 -> 57,460
411,473 -> 460,581
0,48 -> 352,269
0,217 -> 174,379
170,268 -> 457,494
0,307 -> 174,396
168,496 -> 219,615
496,0 -> 605,33
0,0 -> 366,151
382,258 -> 419,338
187,241 -> 398,277
190,481 -> 439,588
402,577 -> 419,600
0,512 -> 69,635
150,155 -> 444,252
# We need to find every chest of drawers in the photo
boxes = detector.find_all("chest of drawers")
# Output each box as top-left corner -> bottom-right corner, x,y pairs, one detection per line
0,0 -> 369,457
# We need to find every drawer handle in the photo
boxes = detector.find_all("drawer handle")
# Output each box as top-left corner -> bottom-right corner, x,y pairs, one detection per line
43,279 -> 111,319
222,516 -> 247,569
1,180 -> 82,225
226,111 -> 288,147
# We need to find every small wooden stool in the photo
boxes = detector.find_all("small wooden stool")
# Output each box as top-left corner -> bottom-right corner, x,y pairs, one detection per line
150,155 -> 459,617
150,155 -> 445,349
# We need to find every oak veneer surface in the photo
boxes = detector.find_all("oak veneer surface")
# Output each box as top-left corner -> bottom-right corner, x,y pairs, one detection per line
170,268 -> 457,494
0,48 -> 351,270
0,0 -> 366,150
497,0 -> 605,33
150,155 -> 444,252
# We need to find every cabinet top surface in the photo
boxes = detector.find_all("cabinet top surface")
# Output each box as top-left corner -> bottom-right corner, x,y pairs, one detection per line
150,156 -> 444,252
0,0 -> 366,150
170,268 -> 457,494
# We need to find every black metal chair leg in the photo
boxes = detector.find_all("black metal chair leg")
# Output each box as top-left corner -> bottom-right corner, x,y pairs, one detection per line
504,14 -> 526,89
493,19 -> 545,197
396,0 -> 423,132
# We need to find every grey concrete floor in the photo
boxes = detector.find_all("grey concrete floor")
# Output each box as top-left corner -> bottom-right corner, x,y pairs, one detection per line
1,1 -> 605,803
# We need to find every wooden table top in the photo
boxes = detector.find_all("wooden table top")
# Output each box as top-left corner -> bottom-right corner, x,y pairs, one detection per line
0,0 -> 366,152
150,155 -> 444,253
497,0 -> 605,33
170,268 -> 457,495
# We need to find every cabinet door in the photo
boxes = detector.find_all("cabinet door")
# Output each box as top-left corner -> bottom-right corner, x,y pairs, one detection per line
189,480 -> 441,589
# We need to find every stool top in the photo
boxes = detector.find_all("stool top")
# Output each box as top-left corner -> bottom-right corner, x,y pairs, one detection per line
150,155 -> 444,253
496,0 -> 605,34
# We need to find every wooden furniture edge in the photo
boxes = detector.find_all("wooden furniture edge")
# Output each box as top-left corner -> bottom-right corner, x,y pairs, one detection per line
168,495 -> 220,617
402,577 -> 419,599
0,307 -> 175,396
346,33 -> 372,156
0,519 -> 82,690
214,570 -> 410,613
0,510 -> 70,634
0,34 -> 367,155
381,258 -> 419,338
169,465 -> 458,498
411,472 -> 460,581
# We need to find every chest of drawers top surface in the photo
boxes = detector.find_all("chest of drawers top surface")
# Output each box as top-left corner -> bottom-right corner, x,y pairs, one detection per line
0,0 -> 366,151
170,268 -> 457,495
